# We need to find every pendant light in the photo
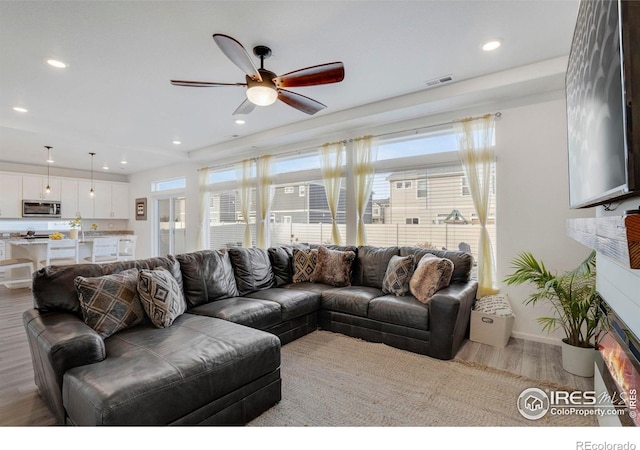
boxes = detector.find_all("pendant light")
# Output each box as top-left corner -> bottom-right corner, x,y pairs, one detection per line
89,152 -> 95,198
44,146 -> 52,195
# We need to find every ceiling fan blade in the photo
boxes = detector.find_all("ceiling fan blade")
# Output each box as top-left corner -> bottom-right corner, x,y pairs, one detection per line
274,62 -> 344,88
278,89 -> 326,115
233,98 -> 256,115
212,34 -> 262,82
170,80 -> 246,87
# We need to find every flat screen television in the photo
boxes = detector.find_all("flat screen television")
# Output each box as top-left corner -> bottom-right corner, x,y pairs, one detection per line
566,0 -> 639,209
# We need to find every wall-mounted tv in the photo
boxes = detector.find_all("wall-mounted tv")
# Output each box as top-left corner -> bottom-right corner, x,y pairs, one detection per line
566,0 -> 639,209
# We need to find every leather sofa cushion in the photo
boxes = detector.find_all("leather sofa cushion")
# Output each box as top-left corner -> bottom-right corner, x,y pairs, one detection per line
188,297 -> 282,330
399,247 -> 473,283
228,248 -> 276,296
321,286 -> 383,317
33,255 -> 183,316
368,294 -> 430,330
268,246 -> 294,286
282,281 -> 340,295
353,246 -> 400,289
176,250 -> 238,308
245,288 -> 320,321
62,314 -> 280,425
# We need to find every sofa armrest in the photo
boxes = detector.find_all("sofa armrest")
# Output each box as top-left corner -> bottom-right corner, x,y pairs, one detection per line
23,308 -> 106,424
428,280 -> 478,359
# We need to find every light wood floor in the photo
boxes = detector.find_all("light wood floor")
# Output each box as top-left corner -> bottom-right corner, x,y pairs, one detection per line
0,285 -> 592,426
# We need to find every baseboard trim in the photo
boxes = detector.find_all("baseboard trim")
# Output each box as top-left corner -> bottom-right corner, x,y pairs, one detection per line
511,330 -> 562,346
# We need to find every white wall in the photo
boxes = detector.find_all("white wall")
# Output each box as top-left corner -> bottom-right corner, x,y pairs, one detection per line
127,93 -> 597,344
127,162 -> 200,259
495,96 -> 594,344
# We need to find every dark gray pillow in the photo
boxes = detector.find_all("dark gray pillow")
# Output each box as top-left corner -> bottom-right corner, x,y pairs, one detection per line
228,247 -> 276,296
268,246 -> 294,286
176,250 -> 238,308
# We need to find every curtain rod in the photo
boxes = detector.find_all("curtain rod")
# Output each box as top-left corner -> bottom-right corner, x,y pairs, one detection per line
199,111 -> 501,172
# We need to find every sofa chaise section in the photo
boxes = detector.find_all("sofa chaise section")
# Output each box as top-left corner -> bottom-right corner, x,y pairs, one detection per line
25,254 -> 282,425
62,315 -> 280,425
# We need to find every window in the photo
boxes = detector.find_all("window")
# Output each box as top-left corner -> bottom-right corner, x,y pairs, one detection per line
152,177 -> 186,192
461,177 -> 471,196
417,179 -> 427,198
201,126 -> 496,266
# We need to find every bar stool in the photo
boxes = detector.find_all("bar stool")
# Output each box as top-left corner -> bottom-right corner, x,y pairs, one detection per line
0,258 -> 35,289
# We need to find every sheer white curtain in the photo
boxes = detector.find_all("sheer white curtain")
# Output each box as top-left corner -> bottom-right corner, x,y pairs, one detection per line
236,158 -> 254,248
196,168 -> 209,250
454,114 -> 498,297
256,155 -> 273,248
319,141 -> 344,245
351,136 -> 377,246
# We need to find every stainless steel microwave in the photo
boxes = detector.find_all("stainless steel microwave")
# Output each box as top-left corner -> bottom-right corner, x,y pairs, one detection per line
22,200 -> 62,218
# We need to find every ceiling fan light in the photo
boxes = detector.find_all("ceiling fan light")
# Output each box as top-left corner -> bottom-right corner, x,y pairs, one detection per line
246,85 -> 277,106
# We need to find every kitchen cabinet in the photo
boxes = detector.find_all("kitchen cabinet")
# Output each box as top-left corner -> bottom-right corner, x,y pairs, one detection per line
79,181 -> 129,219
0,173 -> 22,218
60,179 -> 80,218
77,180 -> 95,218
22,175 -> 61,201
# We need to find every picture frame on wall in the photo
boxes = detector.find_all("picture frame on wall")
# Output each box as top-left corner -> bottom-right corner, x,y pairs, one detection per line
135,198 -> 147,221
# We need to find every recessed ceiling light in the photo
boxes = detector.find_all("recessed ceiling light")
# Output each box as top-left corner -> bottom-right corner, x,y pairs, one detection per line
46,59 -> 68,68
235,119 -> 246,125
482,40 -> 502,52
172,140 -> 182,145
102,164 -> 109,170
120,159 -> 128,165
13,106 -> 28,113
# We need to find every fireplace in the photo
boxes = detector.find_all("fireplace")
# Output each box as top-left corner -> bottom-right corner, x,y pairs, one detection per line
594,300 -> 640,426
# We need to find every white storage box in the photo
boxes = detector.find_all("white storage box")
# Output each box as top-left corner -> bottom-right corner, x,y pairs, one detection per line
470,294 -> 515,348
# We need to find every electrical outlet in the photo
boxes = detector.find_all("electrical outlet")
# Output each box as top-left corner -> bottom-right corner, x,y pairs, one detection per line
108,223 -> 113,229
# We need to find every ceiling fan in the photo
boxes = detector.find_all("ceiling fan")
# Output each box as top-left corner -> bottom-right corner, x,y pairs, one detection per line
171,34 -> 345,115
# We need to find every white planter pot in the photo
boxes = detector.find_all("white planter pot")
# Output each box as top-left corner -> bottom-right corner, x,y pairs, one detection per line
561,339 -> 595,377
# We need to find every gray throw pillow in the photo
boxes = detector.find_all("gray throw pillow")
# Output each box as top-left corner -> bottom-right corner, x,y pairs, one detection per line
137,267 -> 187,328
382,255 -> 415,296
75,268 -> 145,339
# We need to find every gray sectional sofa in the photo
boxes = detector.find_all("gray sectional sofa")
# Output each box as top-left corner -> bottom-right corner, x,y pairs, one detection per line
23,244 -> 478,426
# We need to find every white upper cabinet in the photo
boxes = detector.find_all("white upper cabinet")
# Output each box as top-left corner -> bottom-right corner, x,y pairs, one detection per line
82,181 -> 130,220
60,179 -> 79,218
2,172 -> 129,220
22,175 -> 61,201
0,173 -> 22,218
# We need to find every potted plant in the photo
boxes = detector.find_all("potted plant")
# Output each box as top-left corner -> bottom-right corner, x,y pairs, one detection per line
69,215 -> 82,240
504,250 -> 603,377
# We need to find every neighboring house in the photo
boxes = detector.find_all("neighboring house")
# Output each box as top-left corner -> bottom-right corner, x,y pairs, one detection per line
385,167 -> 496,226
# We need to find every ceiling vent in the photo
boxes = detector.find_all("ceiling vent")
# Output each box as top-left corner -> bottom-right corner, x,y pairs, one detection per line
425,74 -> 454,87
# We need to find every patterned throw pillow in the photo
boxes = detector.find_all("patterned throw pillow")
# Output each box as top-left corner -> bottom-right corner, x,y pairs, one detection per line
409,255 -> 454,304
75,268 -> 145,339
382,255 -> 415,296
137,268 -> 187,328
292,248 -> 318,283
310,246 -> 356,287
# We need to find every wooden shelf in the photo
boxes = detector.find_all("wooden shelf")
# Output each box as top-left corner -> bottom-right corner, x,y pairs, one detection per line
567,215 -> 640,269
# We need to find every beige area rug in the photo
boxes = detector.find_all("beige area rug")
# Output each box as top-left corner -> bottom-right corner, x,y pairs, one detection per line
248,331 -> 597,427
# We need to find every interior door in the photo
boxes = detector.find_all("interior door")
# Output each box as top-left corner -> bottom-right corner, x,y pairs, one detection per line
156,196 -> 186,256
